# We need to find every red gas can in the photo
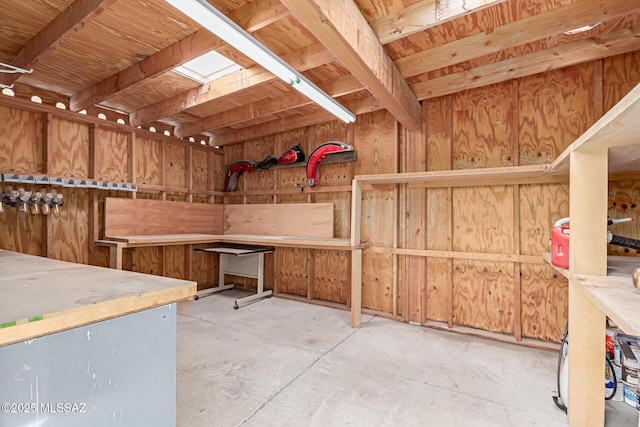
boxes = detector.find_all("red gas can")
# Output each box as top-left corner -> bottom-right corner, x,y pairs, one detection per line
551,217 -> 570,269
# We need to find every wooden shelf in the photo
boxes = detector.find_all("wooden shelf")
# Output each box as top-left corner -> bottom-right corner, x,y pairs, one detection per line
542,82 -> 640,426
355,164 -> 558,186
270,149 -> 356,170
103,233 -> 221,247
222,150 -> 356,195
221,234 -> 366,251
101,233 -> 366,251
549,82 -> 640,174
355,83 -> 640,188
543,252 -> 640,336
223,185 -> 353,197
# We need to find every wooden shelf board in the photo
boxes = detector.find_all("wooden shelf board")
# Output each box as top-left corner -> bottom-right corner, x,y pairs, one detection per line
223,185 -> 352,196
370,246 -> 543,264
104,233 -> 222,246
270,149 -> 356,170
0,249 -> 196,346
221,234 -> 362,250
543,252 -> 640,336
542,252 -> 570,279
224,150 -> 356,172
101,234 -> 367,251
550,82 -> 640,174
354,164 -> 551,185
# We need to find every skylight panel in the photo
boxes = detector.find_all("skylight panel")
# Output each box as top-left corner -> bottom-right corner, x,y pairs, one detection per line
173,51 -> 242,84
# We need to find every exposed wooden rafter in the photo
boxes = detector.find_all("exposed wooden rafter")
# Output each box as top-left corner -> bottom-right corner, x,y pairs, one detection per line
199,23 -> 640,144
396,0 -> 640,79
2,0 -> 640,145
0,0 -> 120,87
211,96 -> 383,146
70,29 -> 223,112
412,25 -> 640,100
130,42 -> 335,126
280,0 -> 422,131
370,0 -> 506,45
70,0 -> 290,112
174,75 -> 363,137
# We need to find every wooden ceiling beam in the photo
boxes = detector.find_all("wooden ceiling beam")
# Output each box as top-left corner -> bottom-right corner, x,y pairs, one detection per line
70,29 -> 223,112
280,0 -> 422,131
0,0 -> 119,87
397,0 -> 640,79
130,42 -> 334,126
211,96 -> 384,146
371,0 -> 506,45
174,75 -> 363,137
412,25 -> 640,100
69,0 -> 290,112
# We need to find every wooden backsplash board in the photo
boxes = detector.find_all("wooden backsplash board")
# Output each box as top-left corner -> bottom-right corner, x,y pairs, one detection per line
223,203 -> 334,238
104,198 -> 223,236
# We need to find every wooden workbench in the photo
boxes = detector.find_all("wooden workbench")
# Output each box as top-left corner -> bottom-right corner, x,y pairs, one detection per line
0,249 -> 196,346
0,249 -> 196,426
97,233 -> 365,270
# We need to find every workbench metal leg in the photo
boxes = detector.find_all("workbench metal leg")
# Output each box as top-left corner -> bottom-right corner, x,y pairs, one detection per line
233,253 -> 272,309
194,253 -> 234,300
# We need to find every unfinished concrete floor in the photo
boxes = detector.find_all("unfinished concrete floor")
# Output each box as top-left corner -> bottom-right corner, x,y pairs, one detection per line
176,290 -> 638,427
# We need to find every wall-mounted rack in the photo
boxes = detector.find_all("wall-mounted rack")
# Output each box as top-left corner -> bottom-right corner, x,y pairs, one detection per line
270,149 -> 357,170
223,148 -> 357,194
0,173 -> 137,192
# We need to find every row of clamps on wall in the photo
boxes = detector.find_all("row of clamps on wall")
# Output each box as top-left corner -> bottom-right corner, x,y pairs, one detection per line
1,187 -> 63,215
1,173 -> 138,192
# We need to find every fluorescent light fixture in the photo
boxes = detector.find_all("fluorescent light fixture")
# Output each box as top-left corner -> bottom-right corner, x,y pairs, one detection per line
165,0 -> 356,124
564,23 -> 600,35
293,77 -> 356,123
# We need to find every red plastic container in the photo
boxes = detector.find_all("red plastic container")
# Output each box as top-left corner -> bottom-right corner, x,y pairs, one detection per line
551,218 -> 570,269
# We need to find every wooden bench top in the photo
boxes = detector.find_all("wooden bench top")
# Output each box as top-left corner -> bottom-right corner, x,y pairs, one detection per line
0,249 -> 196,346
99,233 -> 368,251
220,234 -> 365,250
101,234 -> 222,246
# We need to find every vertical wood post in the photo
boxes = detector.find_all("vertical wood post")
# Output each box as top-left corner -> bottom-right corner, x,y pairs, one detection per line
350,178 -> 362,327
42,113 -> 53,258
88,124 -> 98,264
567,146 -> 607,426
511,80 -> 522,341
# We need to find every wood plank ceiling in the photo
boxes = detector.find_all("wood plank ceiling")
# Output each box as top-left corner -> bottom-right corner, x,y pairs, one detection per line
1,0 -> 639,146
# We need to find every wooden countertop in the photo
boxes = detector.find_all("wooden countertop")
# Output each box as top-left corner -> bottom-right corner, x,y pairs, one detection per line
220,234 -> 364,250
100,233 -> 368,251
0,249 -> 196,347
543,252 -> 640,336
103,233 -> 222,246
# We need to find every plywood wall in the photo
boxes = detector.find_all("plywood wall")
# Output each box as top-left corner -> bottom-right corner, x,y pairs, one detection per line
3,50 -> 639,346
218,51 -> 639,345
0,101 -> 222,287
227,109 -> 396,308
413,53 -> 640,344
417,63 -> 596,342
